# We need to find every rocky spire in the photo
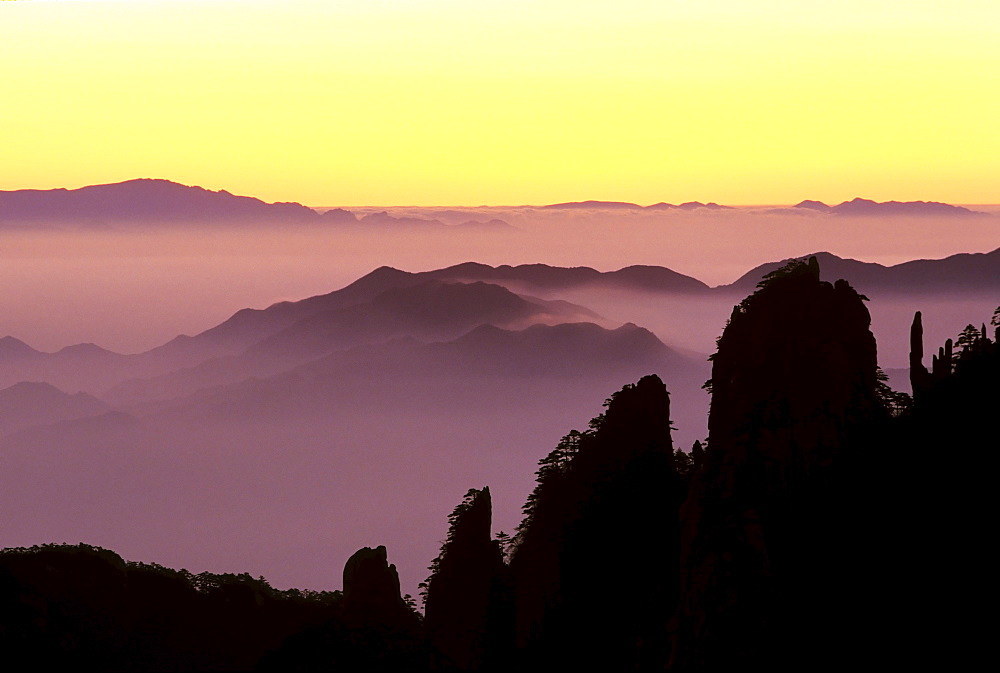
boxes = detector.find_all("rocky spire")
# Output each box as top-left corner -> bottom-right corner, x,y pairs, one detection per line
511,374 -> 679,670
342,545 -> 407,623
910,311 -> 931,397
671,259 -> 886,670
424,487 -> 509,670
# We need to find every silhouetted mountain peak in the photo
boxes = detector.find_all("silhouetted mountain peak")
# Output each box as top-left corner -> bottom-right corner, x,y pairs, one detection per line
320,207 -> 358,223
788,197 -> 985,217
0,381 -> 110,436
424,261 -> 708,293
646,201 -> 732,210
0,336 -> 39,359
342,545 -> 408,622
55,342 -> 118,358
607,265 -> 711,292
723,248 -> 1000,295
0,178 -> 319,223
708,258 -> 883,468
794,199 -> 831,211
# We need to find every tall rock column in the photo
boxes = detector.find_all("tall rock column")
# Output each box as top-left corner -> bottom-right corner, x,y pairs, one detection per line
671,259 -> 886,670
511,374 -> 680,671
423,487 -> 509,670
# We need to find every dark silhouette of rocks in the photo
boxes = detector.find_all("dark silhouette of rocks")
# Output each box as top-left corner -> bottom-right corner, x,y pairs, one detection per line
0,543 -> 346,672
423,487 -> 510,670
509,374 -> 681,670
0,178 -> 319,224
343,546 -> 409,622
671,257 -> 887,670
884,310 -> 997,669
262,545 -> 425,672
1,273 -> 994,669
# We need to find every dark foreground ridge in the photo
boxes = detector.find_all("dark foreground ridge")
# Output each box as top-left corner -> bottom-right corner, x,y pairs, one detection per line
1,258 -> 995,671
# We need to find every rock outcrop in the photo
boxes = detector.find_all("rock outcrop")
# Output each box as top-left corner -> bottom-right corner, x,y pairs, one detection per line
342,545 -> 408,623
671,258 -> 886,670
423,488 -> 510,670
510,374 -> 681,670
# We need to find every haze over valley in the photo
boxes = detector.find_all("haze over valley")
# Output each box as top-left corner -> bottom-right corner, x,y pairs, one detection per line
1,180 -> 996,599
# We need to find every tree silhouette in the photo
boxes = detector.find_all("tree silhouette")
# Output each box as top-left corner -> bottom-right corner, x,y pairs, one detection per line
956,324 -> 981,353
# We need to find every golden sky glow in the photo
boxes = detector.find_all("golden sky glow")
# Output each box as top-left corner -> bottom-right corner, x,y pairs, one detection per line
1,0 -> 997,205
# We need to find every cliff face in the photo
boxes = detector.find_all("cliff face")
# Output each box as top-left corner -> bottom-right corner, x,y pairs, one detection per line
706,259 -> 883,479
423,488 -> 509,670
898,312 -> 997,668
672,259 -> 886,670
510,374 -> 681,670
342,545 -> 408,623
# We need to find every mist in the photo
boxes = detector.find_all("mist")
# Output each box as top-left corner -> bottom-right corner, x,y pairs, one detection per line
2,206 -> 996,354
1,205 -> 996,598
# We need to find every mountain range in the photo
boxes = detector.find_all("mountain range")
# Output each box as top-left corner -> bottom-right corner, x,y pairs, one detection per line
1,248 -> 995,395
0,245 -> 995,617
0,179 -> 989,223
793,197 -> 986,217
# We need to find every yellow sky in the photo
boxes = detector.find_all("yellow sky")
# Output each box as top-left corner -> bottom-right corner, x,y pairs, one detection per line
1,0 -> 997,205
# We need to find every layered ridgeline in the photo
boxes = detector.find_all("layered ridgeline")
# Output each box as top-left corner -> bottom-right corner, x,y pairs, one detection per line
0,178 -> 986,225
1,259 -> 995,670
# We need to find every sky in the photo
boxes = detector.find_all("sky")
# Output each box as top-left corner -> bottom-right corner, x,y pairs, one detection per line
1,0 -> 998,206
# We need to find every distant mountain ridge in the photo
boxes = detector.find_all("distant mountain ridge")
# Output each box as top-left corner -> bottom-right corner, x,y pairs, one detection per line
1,248 -> 995,373
0,179 -> 520,230
420,262 -> 711,293
542,200 -> 731,210
793,198 -> 986,217
0,179 -> 320,223
0,382 -> 109,437
1,179 -> 988,222
724,248 -> 1000,294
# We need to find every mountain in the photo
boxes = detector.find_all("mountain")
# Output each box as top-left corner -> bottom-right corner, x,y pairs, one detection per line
421,262 -> 711,294
792,199 -> 831,212
2,269 -> 994,670
356,211 -> 445,230
0,336 -> 41,361
673,258 -> 887,669
542,200 -> 642,209
723,248 -> 1000,294
646,201 -> 732,210
103,281 -> 605,405
243,280 -> 601,363
0,340 -> 132,392
120,320 -> 704,424
792,198 -> 986,217
0,178 -> 319,224
315,210 -> 516,233
0,381 -> 109,436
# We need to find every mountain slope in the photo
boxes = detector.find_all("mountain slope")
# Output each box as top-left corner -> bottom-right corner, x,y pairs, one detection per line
0,179 -> 318,223
792,198 -> 985,217
723,248 -> 1000,294
0,382 -> 109,436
